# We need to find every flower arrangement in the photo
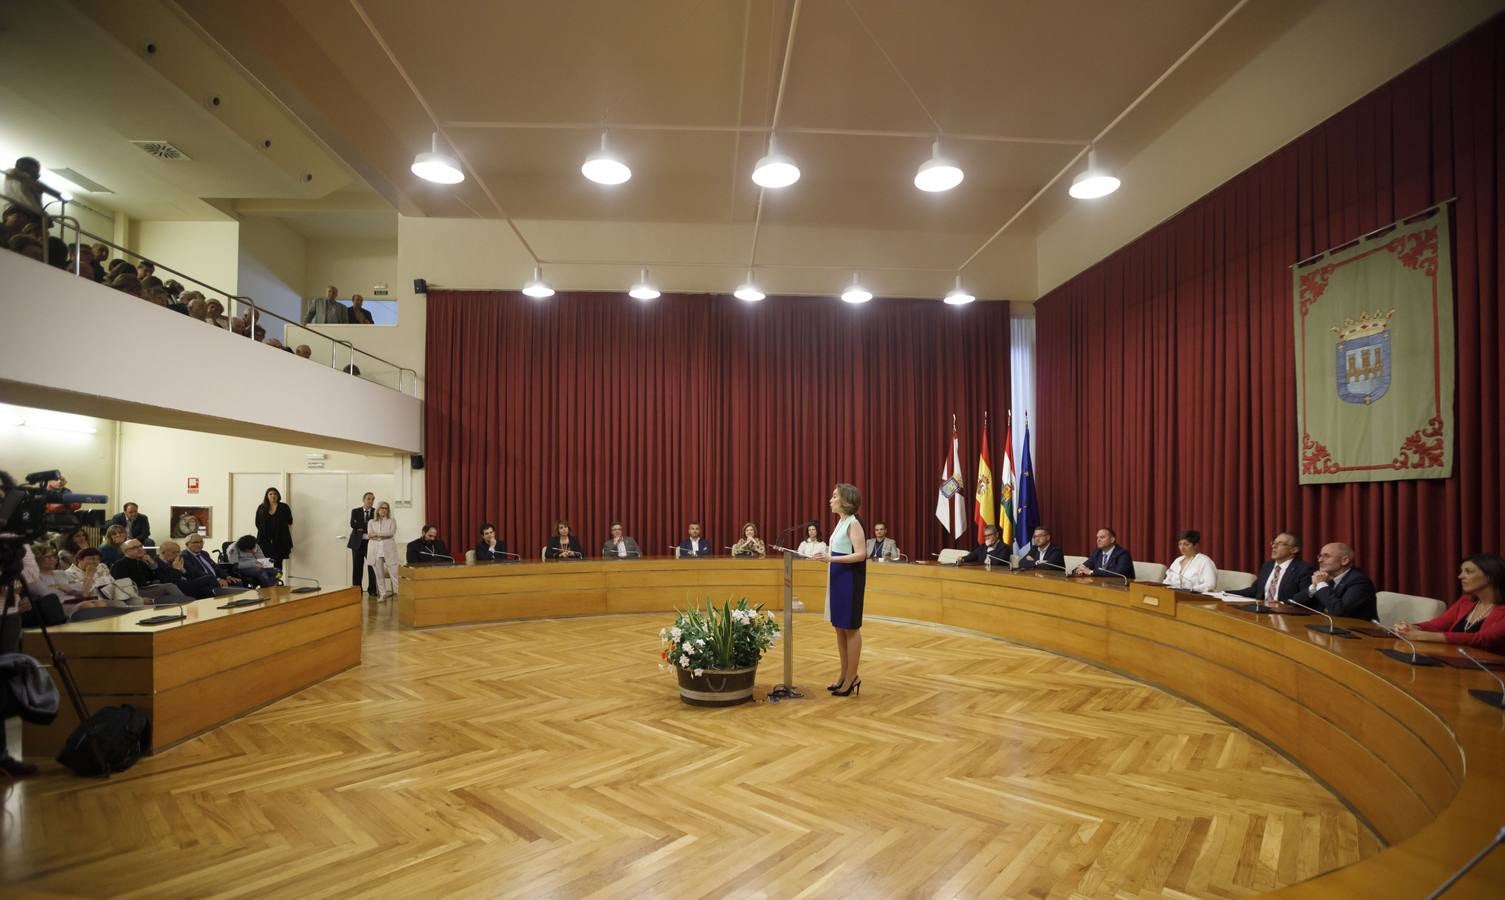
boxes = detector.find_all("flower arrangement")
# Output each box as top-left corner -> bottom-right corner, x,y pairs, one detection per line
659,596 -> 780,676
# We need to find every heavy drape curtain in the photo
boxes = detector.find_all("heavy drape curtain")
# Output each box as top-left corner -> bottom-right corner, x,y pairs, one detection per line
426,291 -> 1010,562
1035,15 -> 1504,601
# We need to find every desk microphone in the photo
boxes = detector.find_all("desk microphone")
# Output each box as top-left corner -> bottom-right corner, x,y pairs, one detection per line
1027,559 -> 1068,573
281,574 -> 322,594
1282,593 -> 1357,638
1090,567 -> 1130,586
1371,619 -> 1443,666
1425,823 -> 1505,899
1458,648 -> 1505,708
418,550 -> 455,563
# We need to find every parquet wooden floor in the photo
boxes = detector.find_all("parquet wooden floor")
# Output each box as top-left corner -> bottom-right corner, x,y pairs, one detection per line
1,605 -> 1379,899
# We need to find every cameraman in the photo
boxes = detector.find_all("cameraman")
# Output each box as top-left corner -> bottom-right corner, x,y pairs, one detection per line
2,542 -> 37,777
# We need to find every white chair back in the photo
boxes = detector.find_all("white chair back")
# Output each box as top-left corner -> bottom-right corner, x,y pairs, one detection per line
1376,591 -> 1446,627
937,548 -> 968,565
1064,554 -> 1087,572
1216,569 -> 1256,592
541,547 -> 548,561
1134,561 -> 1167,582
465,549 -> 476,564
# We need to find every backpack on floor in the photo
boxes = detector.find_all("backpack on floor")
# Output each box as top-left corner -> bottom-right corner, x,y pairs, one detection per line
55,704 -> 151,776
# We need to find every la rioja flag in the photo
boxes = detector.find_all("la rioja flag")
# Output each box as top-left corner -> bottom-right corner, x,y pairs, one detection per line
999,414 -> 1016,548
936,415 -> 966,540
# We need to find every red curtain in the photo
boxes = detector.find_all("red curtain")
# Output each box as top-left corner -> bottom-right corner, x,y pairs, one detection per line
1036,15 -> 1505,601
426,291 -> 1010,563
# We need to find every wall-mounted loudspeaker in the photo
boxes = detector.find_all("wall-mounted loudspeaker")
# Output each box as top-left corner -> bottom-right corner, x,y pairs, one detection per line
411,454 -> 425,470
413,278 -> 428,294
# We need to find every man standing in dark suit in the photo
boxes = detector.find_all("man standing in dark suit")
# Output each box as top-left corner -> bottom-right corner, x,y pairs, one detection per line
1073,527 -> 1135,578
1017,526 -> 1066,571
1230,531 -> 1314,603
109,502 -> 152,545
1307,542 -> 1378,621
348,492 -> 377,594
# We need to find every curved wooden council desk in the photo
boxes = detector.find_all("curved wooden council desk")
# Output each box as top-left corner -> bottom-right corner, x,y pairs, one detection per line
400,559 -> 1505,897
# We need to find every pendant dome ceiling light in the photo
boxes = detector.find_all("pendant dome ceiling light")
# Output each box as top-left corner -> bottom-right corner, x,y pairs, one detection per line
628,267 -> 660,300
734,270 -> 765,302
410,132 -> 464,184
752,135 -> 801,189
840,273 -> 872,304
522,266 -> 554,299
943,274 -> 975,305
581,132 -> 632,185
914,140 -> 964,192
1069,145 -> 1120,200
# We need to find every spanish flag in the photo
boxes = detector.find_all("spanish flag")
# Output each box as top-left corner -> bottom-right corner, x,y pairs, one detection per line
974,416 -> 996,543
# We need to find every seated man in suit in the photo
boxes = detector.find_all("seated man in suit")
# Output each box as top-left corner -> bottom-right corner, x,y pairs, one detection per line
677,521 -> 711,558
865,521 -> 901,561
602,521 -> 641,559
109,502 -> 152,544
474,523 -> 509,562
1017,526 -> 1066,571
109,539 -> 192,604
1229,531 -> 1314,603
182,534 -> 242,589
155,540 -> 221,600
1307,542 -> 1377,621
962,524 -> 1011,566
407,524 -> 453,564
1073,527 -> 1135,578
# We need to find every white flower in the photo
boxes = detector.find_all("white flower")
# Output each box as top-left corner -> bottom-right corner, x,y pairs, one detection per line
693,668 -> 704,677
679,655 -> 690,668
659,628 -> 667,639
696,638 -> 705,646
670,627 -> 682,640
682,641 -> 693,652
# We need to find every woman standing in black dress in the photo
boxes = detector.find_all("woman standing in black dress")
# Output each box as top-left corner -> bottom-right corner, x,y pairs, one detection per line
255,486 -> 294,573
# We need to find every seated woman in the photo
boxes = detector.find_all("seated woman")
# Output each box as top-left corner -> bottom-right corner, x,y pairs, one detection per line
29,543 -> 111,619
1396,553 -> 1505,655
57,527 -> 92,568
98,523 -> 128,565
796,523 -> 827,559
1163,529 -> 1217,593
225,535 -> 279,587
62,547 -> 126,613
545,519 -> 584,560
731,522 -> 766,559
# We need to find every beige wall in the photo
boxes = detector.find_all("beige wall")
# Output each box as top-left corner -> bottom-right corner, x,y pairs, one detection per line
129,219 -> 240,297
0,405 -> 117,507
305,238 -> 397,303
238,216 -> 307,330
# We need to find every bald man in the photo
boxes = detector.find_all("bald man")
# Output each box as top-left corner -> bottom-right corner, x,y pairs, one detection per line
1307,542 -> 1377,621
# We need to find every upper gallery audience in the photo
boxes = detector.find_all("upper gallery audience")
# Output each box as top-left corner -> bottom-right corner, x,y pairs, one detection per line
1163,529 -> 1218,592
1396,553 -> 1505,654
347,293 -> 374,324
1307,542 -> 1378,621
1228,532 -> 1314,604
1016,526 -> 1064,571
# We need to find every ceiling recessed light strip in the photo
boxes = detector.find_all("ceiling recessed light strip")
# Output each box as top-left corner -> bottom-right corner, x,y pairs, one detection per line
582,131 -> 632,185
628,267 -> 660,300
410,132 -> 464,184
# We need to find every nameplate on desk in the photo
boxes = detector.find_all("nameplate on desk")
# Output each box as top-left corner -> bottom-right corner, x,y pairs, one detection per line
1141,594 -> 1161,607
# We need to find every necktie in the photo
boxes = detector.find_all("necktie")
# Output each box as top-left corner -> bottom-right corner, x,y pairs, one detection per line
1266,564 -> 1282,601
1102,547 -> 1111,569
871,541 -> 881,559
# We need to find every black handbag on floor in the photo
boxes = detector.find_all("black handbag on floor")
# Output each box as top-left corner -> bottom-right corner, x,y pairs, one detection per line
55,704 -> 151,776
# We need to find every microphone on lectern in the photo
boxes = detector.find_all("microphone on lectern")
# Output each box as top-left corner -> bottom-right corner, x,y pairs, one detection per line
1281,593 -> 1355,638
1369,618 -> 1441,666
1458,648 -> 1505,708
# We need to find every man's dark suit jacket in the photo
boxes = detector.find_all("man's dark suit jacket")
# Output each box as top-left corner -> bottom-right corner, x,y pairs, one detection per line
109,512 -> 152,543
1312,566 -> 1378,621
1230,558 -> 1315,603
962,541 -> 1011,566
1082,544 -> 1135,578
474,539 -> 509,561
348,506 -> 376,550
1017,543 -> 1066,571
407,539 -> 453,564
677,538 -> 712,557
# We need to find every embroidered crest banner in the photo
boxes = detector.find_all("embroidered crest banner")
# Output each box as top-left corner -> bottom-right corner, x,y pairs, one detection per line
1293,208 -> 1454,484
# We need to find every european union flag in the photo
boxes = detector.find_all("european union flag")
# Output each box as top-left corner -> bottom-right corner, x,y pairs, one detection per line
1015,421 -> 1039,552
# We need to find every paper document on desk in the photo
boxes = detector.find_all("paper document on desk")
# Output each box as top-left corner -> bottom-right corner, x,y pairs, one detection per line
1210,592 -> 1259,603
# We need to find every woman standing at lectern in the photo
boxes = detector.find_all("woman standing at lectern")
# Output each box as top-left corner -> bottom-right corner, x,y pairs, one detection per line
813,483 -> 867,697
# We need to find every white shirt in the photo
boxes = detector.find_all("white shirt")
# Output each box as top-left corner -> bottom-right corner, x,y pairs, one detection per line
797,540 -> 828,558
1164,553 -> 1217,592
1309,568 -> 1346,596
616,540 -> 628,558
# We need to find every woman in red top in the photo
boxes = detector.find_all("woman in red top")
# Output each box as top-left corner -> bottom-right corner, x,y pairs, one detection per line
1395,553 -> 1505,655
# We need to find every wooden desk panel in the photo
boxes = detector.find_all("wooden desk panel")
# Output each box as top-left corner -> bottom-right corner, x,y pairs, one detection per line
21,586 -> 362,755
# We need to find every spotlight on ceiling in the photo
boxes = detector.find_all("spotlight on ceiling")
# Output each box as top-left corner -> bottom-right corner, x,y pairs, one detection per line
943,274 -> 975,305
734,270 -> 765,302
914,140 -> 964,193
629,267 -> 660,301
840,273 -> 872,305
752,136 -> 800,189
1069,145 -> 1120,200
581,132 -> 632,185
522,266 -> 554,299
410,132 -> 464,185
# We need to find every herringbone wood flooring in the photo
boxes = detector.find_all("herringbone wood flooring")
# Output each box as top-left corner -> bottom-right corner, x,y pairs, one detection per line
2,605 -> 1378,898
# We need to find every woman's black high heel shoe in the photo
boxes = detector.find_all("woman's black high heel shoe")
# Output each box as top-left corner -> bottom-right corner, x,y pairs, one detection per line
832,678 -> 861,697
827,682 -> 842,692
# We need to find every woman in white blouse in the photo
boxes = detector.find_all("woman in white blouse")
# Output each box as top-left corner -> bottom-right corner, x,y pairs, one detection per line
1164,529 -> 1218,592
797,523 -> 828,559
367,501 -> 400,600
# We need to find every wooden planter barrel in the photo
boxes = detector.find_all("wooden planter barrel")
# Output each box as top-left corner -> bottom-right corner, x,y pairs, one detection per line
675,665 -> 757,707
